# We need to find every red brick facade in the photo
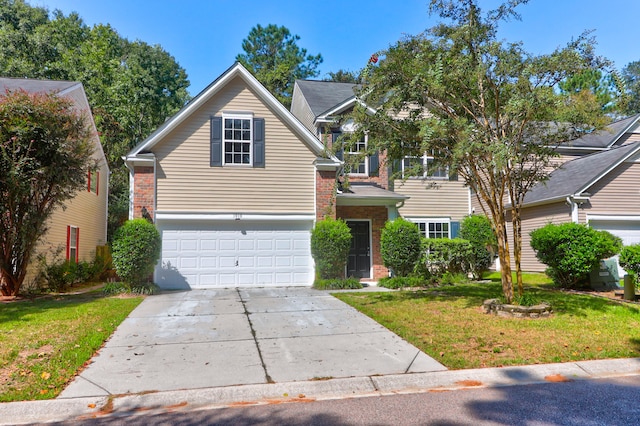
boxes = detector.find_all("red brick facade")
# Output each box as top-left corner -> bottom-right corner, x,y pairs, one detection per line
133,166 -> 155,221
316,169 -> 337,220
337,205 -> 389,280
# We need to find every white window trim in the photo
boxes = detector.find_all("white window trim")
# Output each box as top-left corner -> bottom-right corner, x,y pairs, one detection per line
401,151 -> 448,180
347,136 -> 368,177
222,112 -> 253,166
406,217 -> 451,239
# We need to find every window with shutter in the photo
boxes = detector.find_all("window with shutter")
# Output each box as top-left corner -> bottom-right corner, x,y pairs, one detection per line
210,114 -> 265,168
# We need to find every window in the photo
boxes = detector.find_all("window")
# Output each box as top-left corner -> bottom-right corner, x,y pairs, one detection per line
88,170 -> 99,194
347,138 -> 367,175
401,151 -> 450,179
223,115 -> 252,165
412,219 -> 451,239
67,226 -> 79,263
210,115 -> 265,168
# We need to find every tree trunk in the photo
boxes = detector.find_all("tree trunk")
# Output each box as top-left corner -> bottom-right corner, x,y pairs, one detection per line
495,219 -> 514,303
511,207 -> 524,297
0,268 -> 19,297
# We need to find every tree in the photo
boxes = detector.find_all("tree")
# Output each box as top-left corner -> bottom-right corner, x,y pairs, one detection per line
0,1 -> 191,240
0,89 -> 94,296
350,0 -> 611,302
558,68 -> 622,113
325,69 -> 360,84
236,24 -> 322,107
621,60 -> 640,115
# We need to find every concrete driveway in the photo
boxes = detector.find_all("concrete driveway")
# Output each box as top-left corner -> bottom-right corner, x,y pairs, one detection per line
59,287 -> 446,398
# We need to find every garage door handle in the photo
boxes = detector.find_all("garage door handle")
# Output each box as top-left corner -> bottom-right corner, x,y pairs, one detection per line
235,260 -> 239,267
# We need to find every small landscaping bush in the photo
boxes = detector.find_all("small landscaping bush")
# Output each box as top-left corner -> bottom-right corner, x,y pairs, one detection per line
37,253 -> 109,293
421,238 -> 473,277
103,281 -> 159,295
310,217 -> 352,279
530,222 -> 622,288
312,277 -> 362,290
111,218 -> 161,286
619,244 -> 640,285
380,218 -> 422,277
459,215 -> 495,279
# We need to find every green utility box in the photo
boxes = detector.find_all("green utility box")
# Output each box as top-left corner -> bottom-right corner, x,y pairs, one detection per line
589,258 -> 621,290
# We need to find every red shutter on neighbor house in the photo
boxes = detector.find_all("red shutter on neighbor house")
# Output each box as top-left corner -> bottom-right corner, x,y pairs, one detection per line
66,226 -> 71,260
87,169 -> 91,192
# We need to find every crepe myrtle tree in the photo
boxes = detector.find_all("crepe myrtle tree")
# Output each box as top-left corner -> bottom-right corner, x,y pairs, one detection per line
0,89 -> 94,296
349,0 -> 613,302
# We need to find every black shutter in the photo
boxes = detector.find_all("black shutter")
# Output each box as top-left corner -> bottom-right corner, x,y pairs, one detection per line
332,132 -> 343,160
369,151 -> 379,177
210,116 -> 222,167
253,118 -> 265,168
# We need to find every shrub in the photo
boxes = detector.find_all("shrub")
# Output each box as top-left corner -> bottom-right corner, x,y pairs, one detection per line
530,222 -> 622,288
421,238 -> 473,277
459,215 -> 495,279
111,219 -> 161,286
103,281 -> 159,295
380,218 -> 422,277
619,244 -> 640,280
310,218 -> 352,279
312,277 -> 362,290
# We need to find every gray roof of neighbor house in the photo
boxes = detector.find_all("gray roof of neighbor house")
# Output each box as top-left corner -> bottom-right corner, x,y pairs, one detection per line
0,77 -> 78,94
557,114 -> 640,150
523,140 -> 640,206
294,80 -> 358,118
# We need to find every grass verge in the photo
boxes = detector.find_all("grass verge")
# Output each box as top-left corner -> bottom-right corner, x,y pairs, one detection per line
0,292 -> 143,402
334,279 -> 640,369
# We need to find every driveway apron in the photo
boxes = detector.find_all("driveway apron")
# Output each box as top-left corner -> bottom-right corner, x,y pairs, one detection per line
59,288 -> 446,398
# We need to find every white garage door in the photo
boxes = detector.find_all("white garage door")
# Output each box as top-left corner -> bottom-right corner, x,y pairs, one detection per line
155,220 -> 314,289
589,218 -> 640,276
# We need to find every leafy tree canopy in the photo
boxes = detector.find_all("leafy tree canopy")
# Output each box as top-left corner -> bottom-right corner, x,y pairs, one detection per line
324,69 -> 361,84
0,89 -> 94,296
0,0 -> 191,238
236,24 -> 322,107
621,60 -> 640,115
350,0 -> 612,302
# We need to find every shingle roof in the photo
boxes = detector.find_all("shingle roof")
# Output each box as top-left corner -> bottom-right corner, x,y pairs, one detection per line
557,114 -> 640,149
523,141 -> 640,206
0,77 -> 77,94
294,80 -> 358,118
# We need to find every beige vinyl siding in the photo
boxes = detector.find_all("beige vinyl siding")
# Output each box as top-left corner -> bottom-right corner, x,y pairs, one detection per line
290,84 -> 316,133
509,201 -> 571,272
617,132 -> 640,145
395,179 -> 469,221
579,161 -> 640,222
154,76 -> 316,214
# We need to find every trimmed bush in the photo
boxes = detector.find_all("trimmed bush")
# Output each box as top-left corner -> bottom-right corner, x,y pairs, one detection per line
312,277 -> 362,290
530,222 -> 622,288
310,218 -> 352,279
381,218 -> 422,277
111,219 -> 161,286
619,244 -> 640,280
459,215 -> 495,279
421,238 -> 473,277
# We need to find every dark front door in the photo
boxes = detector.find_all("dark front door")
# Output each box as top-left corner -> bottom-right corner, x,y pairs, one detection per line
347,221 -> 371,278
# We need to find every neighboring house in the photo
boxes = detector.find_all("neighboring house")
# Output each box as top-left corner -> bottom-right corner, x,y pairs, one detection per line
0,78 -> 109,282
291,79 -> 471,276
489,114 -> 640,272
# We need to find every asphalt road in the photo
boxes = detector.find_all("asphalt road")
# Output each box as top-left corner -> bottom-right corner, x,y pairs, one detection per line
51,376 -> 640,425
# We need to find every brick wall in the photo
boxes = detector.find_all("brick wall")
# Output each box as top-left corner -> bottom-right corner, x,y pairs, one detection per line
337,205 -> 389,280
316,169 -> 337,220
133,166 -> 155,221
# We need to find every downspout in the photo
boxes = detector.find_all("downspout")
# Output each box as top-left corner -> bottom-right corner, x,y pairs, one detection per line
566,197 -> 579,223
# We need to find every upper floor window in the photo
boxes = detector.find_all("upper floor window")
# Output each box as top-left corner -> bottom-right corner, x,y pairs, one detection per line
224,115 -> 252,165
401,150 -> 450,179
88,170 -> 99,194
332,132 -> 378,177
347,137 -> 368,176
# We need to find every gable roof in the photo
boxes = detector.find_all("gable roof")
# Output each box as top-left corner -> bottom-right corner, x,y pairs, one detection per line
523,140 -> 640,206
294,80 -> 358,119
557,114 -> 640,151
127,63 -> 331,159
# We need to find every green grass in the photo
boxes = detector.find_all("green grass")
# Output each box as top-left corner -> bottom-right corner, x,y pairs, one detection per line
334,275 -> 640,369
0,292 -> 142,402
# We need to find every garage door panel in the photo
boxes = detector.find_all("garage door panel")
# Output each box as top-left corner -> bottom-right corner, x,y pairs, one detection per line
156,220 -> 313,289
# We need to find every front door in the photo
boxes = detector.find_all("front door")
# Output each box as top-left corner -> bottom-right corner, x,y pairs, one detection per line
346,221 -> 371,278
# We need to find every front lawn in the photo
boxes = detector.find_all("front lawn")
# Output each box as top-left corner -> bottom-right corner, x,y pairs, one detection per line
0,292 -> 142,402
334,277 -> 640,369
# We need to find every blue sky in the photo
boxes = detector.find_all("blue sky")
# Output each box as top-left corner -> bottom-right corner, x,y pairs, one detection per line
34,0 -> 640,96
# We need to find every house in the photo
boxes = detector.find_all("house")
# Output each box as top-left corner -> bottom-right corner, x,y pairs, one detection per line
496,114 -> 640,272
0,78 -> 109,282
